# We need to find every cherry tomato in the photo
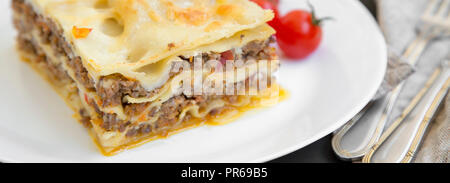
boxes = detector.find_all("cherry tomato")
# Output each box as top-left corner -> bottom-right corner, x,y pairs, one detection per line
277,5 -> 329,60
250,0 -> 282,28
266,0 -> 280,6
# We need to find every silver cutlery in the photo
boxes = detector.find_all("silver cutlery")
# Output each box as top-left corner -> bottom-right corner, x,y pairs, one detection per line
332,0 -> 450,161
363,60 -> 449,163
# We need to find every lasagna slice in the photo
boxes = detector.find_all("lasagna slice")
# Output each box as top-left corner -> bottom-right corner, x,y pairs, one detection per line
12,0 -> 284,155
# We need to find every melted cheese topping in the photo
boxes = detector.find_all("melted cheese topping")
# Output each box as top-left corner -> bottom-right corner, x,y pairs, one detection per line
26,0 -> 274,91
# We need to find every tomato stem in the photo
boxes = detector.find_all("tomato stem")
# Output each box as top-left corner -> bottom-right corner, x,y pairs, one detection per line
308,1 -> 333,26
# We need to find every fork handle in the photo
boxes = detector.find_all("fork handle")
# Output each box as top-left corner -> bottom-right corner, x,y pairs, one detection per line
331,33 -> 433,160
363,63 -> 449,163
332,79 -> 405,160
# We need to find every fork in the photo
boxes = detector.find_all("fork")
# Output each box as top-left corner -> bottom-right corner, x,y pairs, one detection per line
332,0 -> 450,161
363,60 -> 449,163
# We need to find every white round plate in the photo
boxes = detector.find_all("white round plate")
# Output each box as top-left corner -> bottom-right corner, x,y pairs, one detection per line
0,0 -> 386,162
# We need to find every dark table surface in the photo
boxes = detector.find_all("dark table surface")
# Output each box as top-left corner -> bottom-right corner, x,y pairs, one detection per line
270,0 -> 377,163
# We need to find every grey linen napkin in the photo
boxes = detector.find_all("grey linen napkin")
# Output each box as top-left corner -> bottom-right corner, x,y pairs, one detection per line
376,0 -> 449,163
